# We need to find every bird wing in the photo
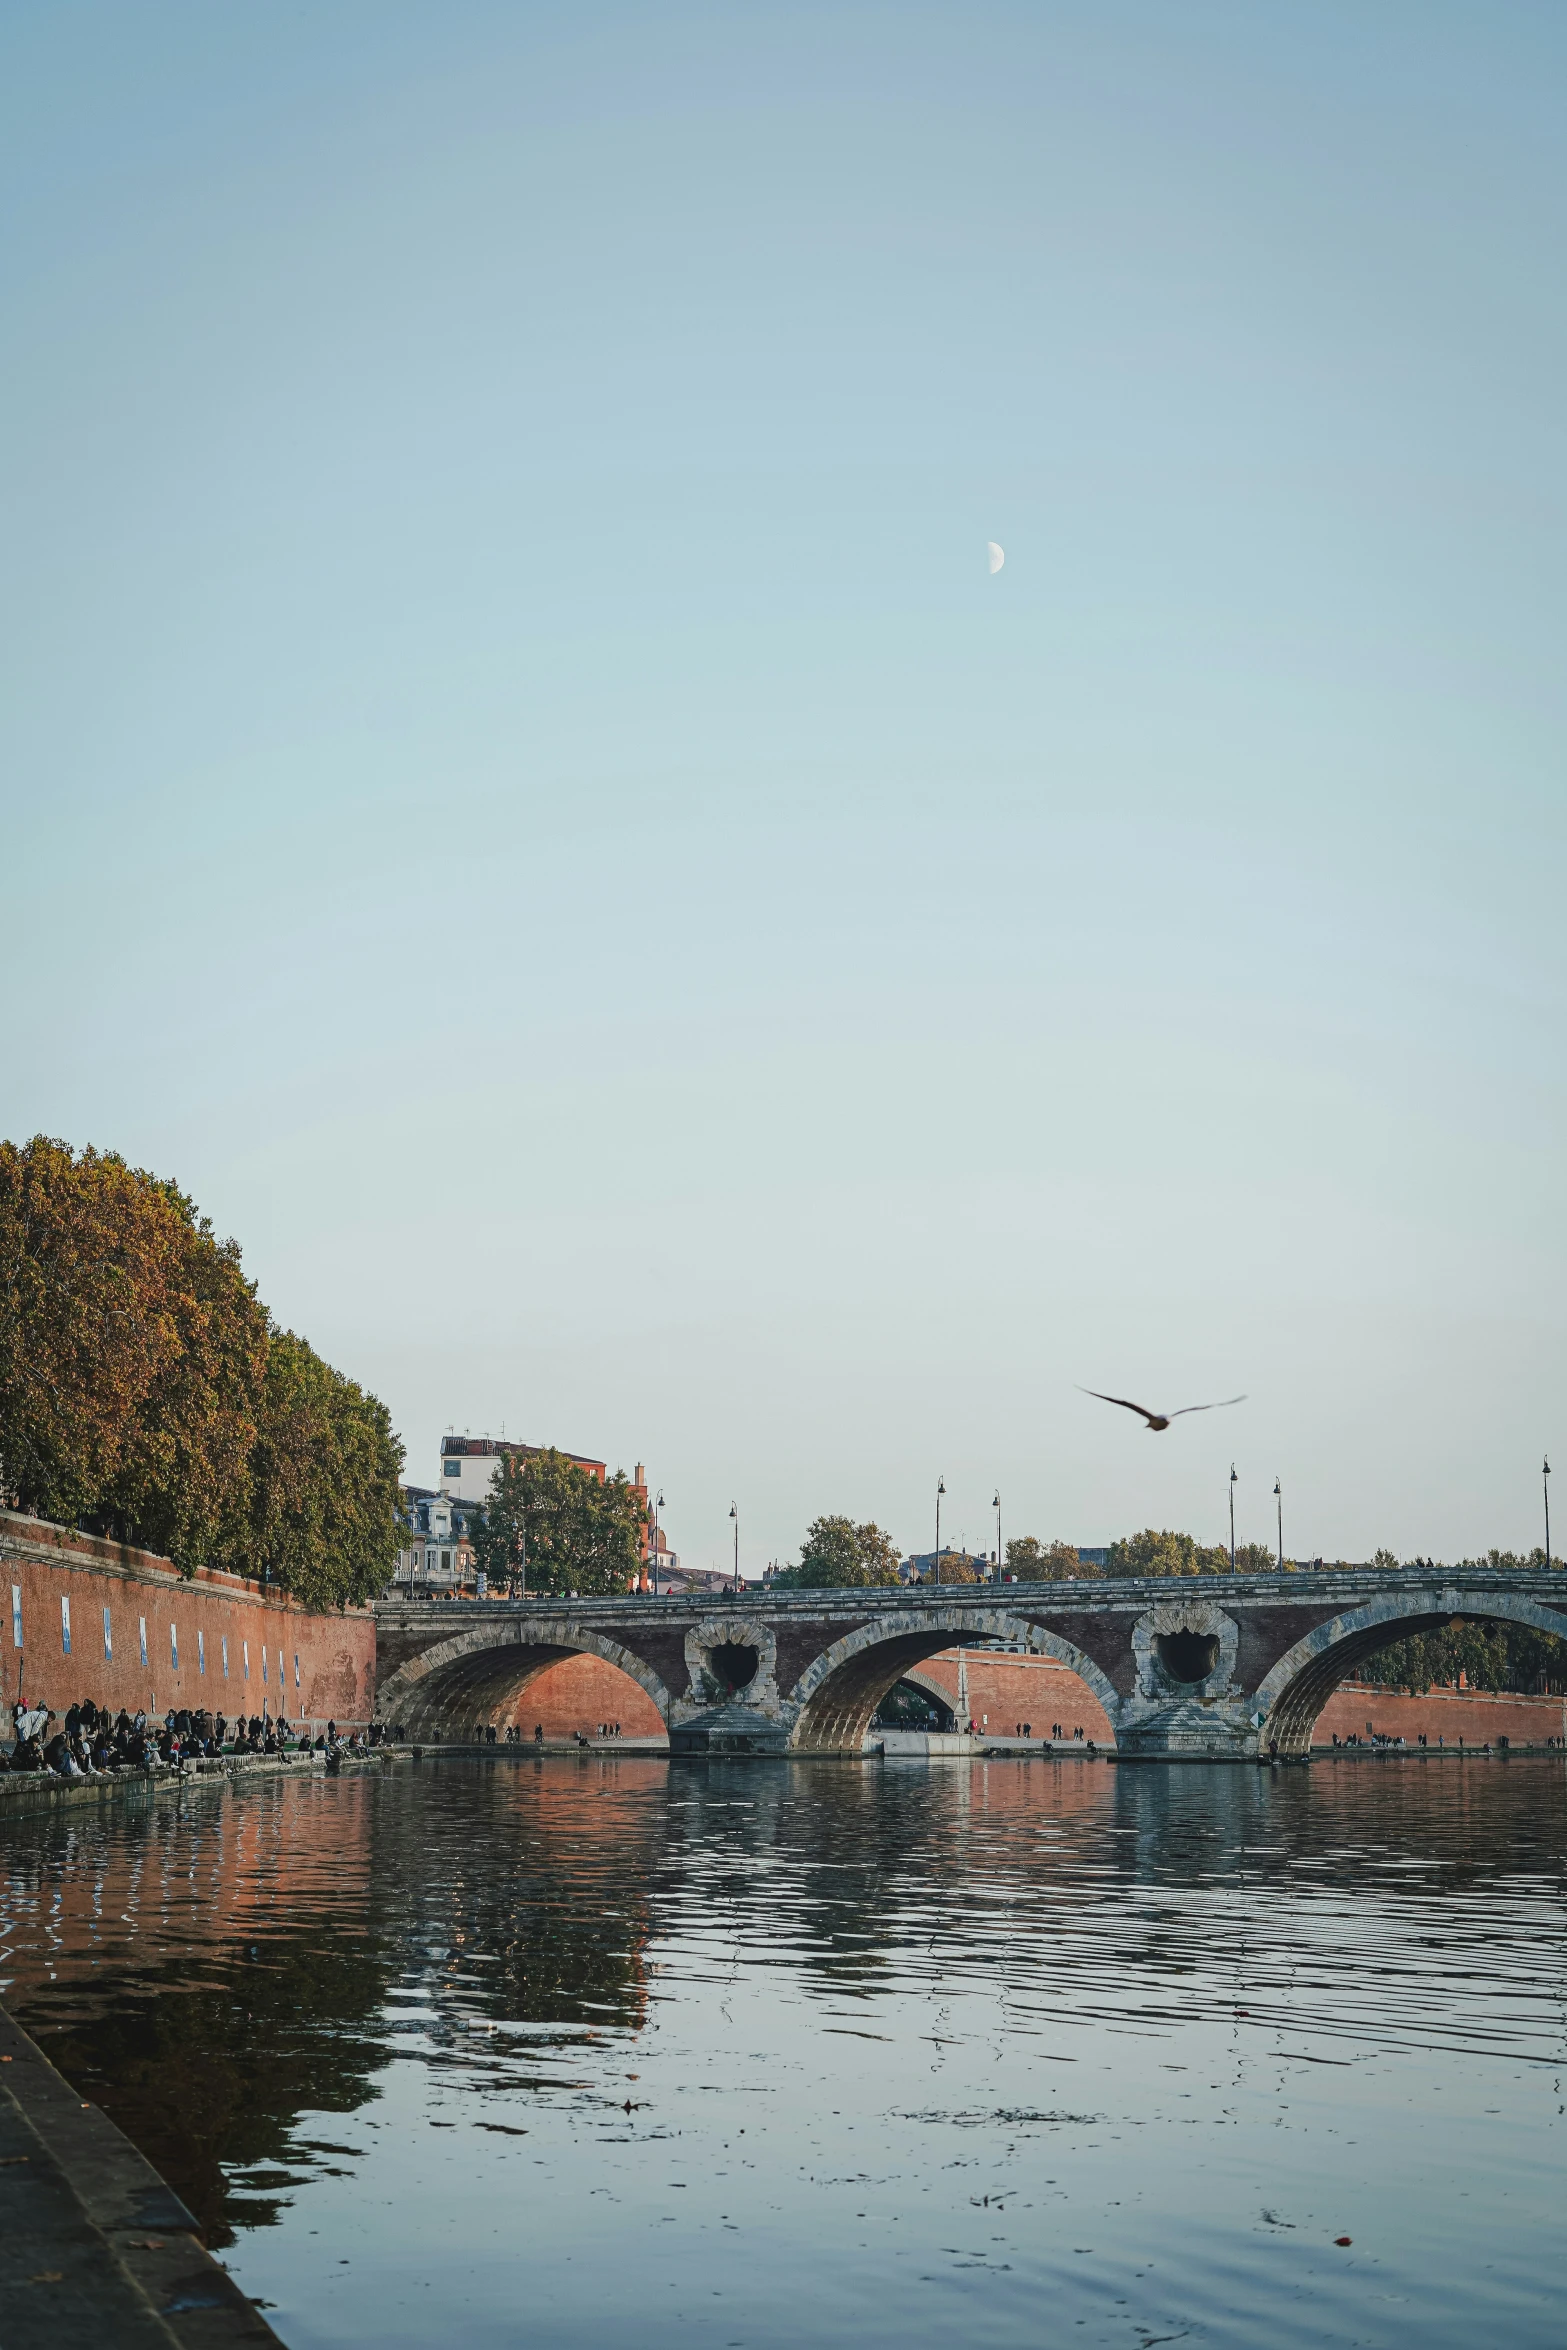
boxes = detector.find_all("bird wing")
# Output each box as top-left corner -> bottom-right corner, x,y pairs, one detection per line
1167,1395 -> 1248,1418
1079,1388 -> 1160,1421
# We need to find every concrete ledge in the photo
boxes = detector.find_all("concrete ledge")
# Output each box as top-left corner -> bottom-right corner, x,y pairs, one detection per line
0,1748 -> 407,1816
0,2001 -> 283,2346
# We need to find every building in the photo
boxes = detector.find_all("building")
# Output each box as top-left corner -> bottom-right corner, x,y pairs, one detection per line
388,1487 -> 481,1597
437,1436 -> 615,1509
389,1438 -> 656,1590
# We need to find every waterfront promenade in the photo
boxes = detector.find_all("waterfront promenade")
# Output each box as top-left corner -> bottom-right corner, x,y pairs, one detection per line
0,2000 -> 281,2346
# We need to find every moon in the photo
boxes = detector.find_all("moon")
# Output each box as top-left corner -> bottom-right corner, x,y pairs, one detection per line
987,541 -> 1005,574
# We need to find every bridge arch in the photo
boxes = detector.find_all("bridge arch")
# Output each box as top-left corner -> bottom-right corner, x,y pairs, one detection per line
786,1608 -> 1122,1754
376,1617 -> 676,1740
1254,1588 -> 1567,1756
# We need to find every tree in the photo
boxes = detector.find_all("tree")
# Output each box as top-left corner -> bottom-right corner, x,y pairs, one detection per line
0,1136 -> 268,1567
771,1514 -> 903,1589
1107,1528 -> 1231,1577
1005,1536 -> 1090,1580
470,1447 -> 644,1598
924,1551 -> 980,1583
0,1135 -> 404,1605
237,1330 -> 404,1608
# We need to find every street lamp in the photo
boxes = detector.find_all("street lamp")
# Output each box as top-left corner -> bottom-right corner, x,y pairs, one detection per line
935,1478 -> 946,1588
993,1491 -> 1002,1585
652,1490 -> 665,1595
1546,1457 -> 1553,1572
729,1502 -> 739,1592
1229,1464 -> 1237,1572
1274,1479 -> 1283,1571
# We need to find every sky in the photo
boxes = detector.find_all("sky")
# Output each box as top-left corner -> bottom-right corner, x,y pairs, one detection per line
3,1 -> 1564,1574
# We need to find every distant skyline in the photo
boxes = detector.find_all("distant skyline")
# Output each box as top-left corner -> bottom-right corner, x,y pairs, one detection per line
3,2 -> 1562,1577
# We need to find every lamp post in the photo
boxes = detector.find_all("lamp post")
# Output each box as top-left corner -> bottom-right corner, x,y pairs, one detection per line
935,1478 -> 946,1587
652,1490 -> 664,1594
1274,1479 -> 1283,1570
993,1491 -> 1002,1585
729,1502 -> 739,1592
1546,1457 -> 1553,1571
1229,1465 -> 1237,1572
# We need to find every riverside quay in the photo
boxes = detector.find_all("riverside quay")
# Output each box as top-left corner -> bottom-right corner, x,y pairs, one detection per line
375,1564 -> 1567,1760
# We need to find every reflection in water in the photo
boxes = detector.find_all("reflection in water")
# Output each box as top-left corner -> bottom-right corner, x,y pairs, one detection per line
3,1756 -> 1566,2349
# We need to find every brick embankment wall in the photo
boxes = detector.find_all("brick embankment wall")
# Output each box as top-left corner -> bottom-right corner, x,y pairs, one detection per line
1313,1682 -> 1567,1747
0,1511 -> 374,1727
914,1652 -> 1116,1741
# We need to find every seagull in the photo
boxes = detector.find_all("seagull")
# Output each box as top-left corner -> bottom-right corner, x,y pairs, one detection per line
1079,1387 -> 1247,1433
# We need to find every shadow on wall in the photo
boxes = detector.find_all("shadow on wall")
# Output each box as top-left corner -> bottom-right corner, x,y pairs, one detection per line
460,1653 -> 666,1740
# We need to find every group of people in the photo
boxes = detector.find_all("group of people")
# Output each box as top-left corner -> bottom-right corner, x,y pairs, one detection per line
1330,1729 -> 1498,1753
0,1695 -> 381,1776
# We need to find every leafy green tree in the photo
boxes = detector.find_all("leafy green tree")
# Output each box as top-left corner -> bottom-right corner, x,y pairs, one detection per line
1005,1536 -> 1089,1580
1108,1528 -> 1231,1577
771,1514 -> 903,1588
470,1447 -> 644,1597
236,1330 -> 404,1608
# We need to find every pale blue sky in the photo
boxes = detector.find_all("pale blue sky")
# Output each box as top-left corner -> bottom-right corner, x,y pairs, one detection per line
3,2 -> 1563,1571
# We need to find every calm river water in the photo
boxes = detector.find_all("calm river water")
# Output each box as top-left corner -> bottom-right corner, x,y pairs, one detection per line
2,1755 -> 1565,2349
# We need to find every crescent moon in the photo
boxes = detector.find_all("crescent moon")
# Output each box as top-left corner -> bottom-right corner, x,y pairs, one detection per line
987,541 -> 1005,574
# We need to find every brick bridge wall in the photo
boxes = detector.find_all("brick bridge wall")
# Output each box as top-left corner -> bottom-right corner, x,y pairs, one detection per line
0,1511 -> 374,1727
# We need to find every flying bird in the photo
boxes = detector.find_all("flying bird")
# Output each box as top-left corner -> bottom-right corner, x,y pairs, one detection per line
1079,1387 -> 1247,1433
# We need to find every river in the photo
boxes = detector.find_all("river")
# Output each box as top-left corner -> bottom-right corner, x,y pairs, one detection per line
2,1754 -> 1564,2348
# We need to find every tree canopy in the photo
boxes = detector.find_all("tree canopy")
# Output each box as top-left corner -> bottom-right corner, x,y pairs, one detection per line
469,1446 -> 646,1597
0,1135 -> 403,1605
1107,1528 -> 1231,1576
1005,1536 -> 1089,1580
770,1514 -> 903,1589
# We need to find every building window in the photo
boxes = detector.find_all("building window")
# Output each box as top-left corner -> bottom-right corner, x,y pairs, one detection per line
243,1640 -> 250,1680
427,1548 -> 436,1571
294,1652 -> 301,1689
198,1629 -> 206,1676
61,1595 -> 71,1656
170,1622 -> 179,1672
103,1606 -> 113,1661
139,1617 -> 149,1669
12,1585 -> 22,1649
222,1635 -> 229,1677
262,1647 -> 268,1684
277,1649 -> 284,1689
444,1460 -> 461,1478
441,1549 -> 451,1572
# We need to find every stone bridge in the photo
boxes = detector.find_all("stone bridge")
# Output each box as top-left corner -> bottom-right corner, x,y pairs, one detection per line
374,1566 -> 1567,1760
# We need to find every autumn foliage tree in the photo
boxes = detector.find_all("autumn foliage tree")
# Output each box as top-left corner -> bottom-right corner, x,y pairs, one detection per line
1005,1536 -> 1089,1580
469,1446 -> 646,1598
0,1136 -> 402,1605
771,1515 -> 903,1588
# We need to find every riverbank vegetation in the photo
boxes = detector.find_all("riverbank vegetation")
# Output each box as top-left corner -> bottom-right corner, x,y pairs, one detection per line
0,1135 -> 403,1603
